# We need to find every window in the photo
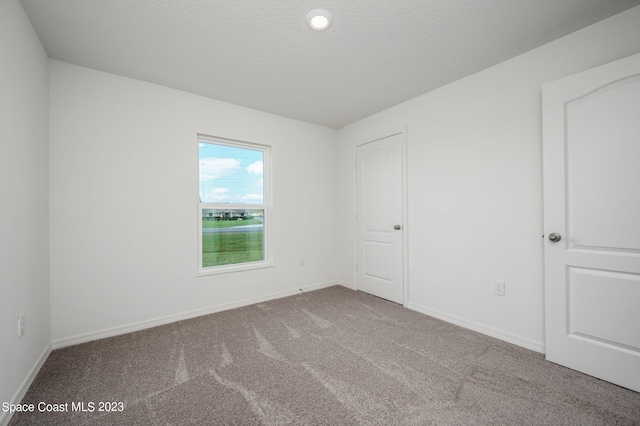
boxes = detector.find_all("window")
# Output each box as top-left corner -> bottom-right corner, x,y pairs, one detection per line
198,135 -> 271,274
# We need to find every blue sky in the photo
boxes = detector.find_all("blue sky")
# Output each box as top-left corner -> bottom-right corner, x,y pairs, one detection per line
199,142 -> 263,204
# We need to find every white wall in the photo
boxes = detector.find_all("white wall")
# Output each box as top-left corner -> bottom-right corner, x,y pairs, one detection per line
0,0 -> 51,421
49,61 -> 338,345
336,6 -> 640,352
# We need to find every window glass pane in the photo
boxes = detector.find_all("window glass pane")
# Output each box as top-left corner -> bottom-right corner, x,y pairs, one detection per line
199,143 -> 264,204
202,208 -> 265,267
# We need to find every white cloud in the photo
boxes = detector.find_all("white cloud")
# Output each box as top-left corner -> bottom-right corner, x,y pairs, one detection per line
243,194 -> 263,202
203,188 -> 231,202
246,161 -> 263,175
199,157 -> 241,180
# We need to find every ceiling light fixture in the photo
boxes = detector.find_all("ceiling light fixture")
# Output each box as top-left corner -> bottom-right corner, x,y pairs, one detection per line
306,9 -> 333,31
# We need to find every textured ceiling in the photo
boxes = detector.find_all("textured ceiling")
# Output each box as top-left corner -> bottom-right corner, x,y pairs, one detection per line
20,0 -> 640,128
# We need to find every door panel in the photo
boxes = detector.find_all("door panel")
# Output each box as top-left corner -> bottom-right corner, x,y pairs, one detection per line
566,76 -> 640,250
543,53 -> 640,392
364,241 -> 394,282
568,267 -> 640,351
364,150 -> 393,232
356,133 -> 404,304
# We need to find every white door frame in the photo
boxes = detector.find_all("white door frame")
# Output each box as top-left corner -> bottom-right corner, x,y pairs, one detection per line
353,127 -> 409,306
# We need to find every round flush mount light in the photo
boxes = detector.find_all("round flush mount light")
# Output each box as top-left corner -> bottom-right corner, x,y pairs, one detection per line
306,9 -> 333,31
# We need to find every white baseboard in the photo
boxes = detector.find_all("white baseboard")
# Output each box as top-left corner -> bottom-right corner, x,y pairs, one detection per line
0,343 -> 52,426
52,281 -> 339,349
407,302 -> 545,354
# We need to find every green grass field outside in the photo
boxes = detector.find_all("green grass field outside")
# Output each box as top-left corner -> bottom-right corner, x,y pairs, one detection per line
202,230 -> 264,267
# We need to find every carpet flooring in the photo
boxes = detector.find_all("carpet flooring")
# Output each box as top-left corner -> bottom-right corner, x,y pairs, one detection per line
9,286 -> 640,425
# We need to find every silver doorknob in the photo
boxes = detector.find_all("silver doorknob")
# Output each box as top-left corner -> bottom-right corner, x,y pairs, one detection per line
548,233 -> 562,242
394,225 -> 402,230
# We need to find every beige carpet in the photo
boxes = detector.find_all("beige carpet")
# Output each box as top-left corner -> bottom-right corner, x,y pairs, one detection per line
9,286 -> 640,425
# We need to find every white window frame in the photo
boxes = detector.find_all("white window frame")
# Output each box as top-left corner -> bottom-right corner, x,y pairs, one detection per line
198,134 -> 272,275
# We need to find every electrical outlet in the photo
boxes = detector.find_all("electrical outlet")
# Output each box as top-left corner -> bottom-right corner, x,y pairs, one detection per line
299,256 -> 305,266
18,313 -> 25,338
493,280 -> 505,296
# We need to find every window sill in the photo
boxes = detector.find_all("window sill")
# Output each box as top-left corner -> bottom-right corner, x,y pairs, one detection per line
198,260 -> 274,276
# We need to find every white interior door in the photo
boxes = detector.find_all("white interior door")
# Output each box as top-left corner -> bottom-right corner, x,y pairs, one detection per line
543,53 -> 640,392
356,132 -> 404,304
